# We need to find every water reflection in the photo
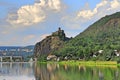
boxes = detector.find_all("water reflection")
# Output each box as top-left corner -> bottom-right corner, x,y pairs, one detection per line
35,63 -> 120,80
0,62 -> 120,80
0,62 -> 35,80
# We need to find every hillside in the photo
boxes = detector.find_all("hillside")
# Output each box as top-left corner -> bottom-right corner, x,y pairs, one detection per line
34,27 -> 70,59
57,12 -> 120,61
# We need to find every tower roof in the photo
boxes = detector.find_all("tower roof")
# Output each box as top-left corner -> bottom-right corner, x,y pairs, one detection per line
58,27 -> 61,31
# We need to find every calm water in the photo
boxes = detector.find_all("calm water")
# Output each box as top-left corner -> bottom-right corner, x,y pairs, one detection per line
0,62 -> 120,80
0,62 -> 35,80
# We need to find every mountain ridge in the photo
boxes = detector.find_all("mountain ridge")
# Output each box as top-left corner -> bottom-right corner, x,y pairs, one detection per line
56,12 -> 120,61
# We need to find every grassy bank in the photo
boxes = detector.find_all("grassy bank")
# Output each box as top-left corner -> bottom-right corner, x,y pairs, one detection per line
38,60 -> 118,66
59,61 -> 117,66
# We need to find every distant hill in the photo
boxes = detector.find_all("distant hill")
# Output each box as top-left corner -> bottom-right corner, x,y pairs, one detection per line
0,45 -> 34,50
0,46 -> 21,50
56,12 -> 120,61
23,45 -> 35,49
0,45 -> 34,58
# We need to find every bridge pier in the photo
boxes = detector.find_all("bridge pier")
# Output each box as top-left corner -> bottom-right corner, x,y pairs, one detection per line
10,62 -> 12,68
10,56 -> 13,62
0,57 -> 2,62
0,63 -> 2,68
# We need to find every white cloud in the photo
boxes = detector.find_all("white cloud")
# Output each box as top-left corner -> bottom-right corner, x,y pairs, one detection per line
77,10 -> 95,19
109,0 -> 120,9
48,0 -> 61,10
77,0 -> 120,19
77,0 -> 106,19
62,0 -> 120,32
7,0 -> 62,26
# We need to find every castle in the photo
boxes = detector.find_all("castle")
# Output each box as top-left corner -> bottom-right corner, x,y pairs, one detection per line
52,27 -> 66,40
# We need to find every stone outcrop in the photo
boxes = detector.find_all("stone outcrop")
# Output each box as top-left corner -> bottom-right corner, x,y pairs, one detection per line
34,27 -> 70,58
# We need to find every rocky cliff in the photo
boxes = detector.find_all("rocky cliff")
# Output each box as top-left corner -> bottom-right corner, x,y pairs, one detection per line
34,27 -> 70,58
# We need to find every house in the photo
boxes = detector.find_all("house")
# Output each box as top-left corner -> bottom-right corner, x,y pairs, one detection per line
64,56 -> 68,60
90,50 -> 103,58
98,50 -> 103,54
116,53 -> 120,57
114,50 -> 120,57
47,55 -> 57,61
93,54 -> 97,57
57,57 -> 60,61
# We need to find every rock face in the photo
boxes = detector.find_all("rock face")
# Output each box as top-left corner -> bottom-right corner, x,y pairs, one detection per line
34,27 -> 70,58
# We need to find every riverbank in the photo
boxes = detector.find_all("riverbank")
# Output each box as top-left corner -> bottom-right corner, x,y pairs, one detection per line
38,60 -> 119,67
59,61 -> 117,66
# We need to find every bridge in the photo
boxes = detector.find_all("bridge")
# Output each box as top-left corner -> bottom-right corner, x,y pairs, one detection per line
0,56 -> 23,62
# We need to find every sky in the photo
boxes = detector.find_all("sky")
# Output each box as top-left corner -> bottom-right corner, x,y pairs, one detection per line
0,0 -> 120,46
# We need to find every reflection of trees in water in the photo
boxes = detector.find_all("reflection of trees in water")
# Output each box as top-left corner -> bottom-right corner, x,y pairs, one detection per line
115,70 -> 120,80
99,70 -> 104,80
35,63 -> 120,80
78,66 -> 86,72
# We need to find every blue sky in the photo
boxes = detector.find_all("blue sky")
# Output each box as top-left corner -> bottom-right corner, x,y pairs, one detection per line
0,0 -> 120,46
63,0 -> 101,10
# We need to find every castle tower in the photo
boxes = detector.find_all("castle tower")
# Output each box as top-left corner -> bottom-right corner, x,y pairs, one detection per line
58,27 -> 61,31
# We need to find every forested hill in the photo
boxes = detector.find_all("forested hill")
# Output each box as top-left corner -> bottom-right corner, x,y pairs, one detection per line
56,12 -> 120,61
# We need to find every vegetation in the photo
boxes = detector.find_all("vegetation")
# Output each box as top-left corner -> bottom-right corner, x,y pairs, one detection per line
53,12 -> 120,61
58,61 -> 117,66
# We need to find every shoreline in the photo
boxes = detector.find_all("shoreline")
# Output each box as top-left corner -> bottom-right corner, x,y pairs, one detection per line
38,61 -> 120,67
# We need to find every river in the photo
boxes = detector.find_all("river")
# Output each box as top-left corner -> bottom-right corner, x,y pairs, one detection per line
0,62 -> 120,80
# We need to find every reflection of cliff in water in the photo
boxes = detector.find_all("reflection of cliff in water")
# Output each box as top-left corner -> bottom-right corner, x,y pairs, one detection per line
35,63 -> 60,80
35,63 -> 120,80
